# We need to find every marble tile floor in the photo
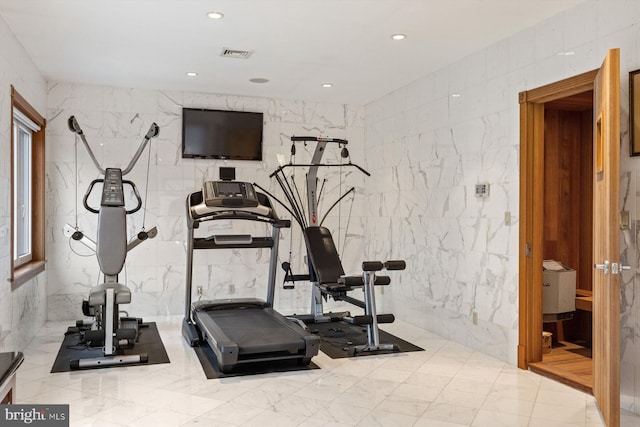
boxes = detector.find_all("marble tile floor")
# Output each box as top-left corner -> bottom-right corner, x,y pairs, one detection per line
14,317 -> 640,427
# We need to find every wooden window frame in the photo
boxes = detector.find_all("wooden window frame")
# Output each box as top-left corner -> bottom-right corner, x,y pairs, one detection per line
9,86 -> 46,289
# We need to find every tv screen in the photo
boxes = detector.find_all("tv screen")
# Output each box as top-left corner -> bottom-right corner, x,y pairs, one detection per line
182,108 -> 263,160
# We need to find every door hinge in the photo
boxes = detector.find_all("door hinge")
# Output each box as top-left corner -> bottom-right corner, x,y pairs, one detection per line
525,242 -> 532,258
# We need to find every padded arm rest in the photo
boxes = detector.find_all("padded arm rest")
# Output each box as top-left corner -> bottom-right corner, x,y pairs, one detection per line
385,260 -> 406,270
362,261 -> 383,271
89,283 -> 132,306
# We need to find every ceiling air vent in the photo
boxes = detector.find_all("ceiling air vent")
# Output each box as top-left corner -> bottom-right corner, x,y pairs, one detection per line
220,48 -> 253,59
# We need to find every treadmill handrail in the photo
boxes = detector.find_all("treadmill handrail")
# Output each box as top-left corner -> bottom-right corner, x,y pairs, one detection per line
184,186 -> 287,320
187,190 -> 288,227
190,208 -> 287,225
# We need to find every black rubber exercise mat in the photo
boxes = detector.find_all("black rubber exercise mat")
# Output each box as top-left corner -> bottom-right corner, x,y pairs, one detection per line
50,322 -> 170,373
306,320 -> 424,358
193,343 -> 319,379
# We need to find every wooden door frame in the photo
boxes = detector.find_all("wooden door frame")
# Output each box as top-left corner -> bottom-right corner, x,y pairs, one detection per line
518,69 -> 599,369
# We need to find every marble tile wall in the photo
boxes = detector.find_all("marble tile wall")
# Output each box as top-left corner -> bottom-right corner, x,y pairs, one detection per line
4,0 -> 640,417
45,83 -> 366,323
619,170 -> 640,416
364,0 -> 640,414
0,15 -> 48,352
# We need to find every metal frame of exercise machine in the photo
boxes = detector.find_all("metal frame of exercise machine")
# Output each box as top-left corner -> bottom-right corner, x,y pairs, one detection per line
255,136 -> 406,354
182,179 -> 319,373
64,116 -> 159,369
254,136 -> 370,322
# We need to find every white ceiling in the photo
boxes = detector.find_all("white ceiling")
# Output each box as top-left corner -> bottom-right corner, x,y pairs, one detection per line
0,0 -> 585,105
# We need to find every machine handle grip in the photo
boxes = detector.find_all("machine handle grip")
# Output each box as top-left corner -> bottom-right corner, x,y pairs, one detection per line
274,219 -> 291,228
82,179 -> 103,214
82,179 -> 142,214
122,180 -> 142,214
351,162 -> 371,177
362,261 -> 384,272
384,260 -> 406,271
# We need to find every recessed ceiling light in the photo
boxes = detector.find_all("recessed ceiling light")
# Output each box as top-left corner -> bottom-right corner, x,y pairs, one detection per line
186,72 -> 198,77
322,83 -> 333,88
207,11 -> 224,19
391,34 -> 406,40
249,78 -> 269,84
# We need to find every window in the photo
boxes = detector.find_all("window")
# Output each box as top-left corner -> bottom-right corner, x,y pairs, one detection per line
10,86 -> 46,288
13,110 -> 37,268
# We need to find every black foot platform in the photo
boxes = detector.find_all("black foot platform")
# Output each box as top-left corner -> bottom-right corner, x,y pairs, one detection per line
307,320 -> 423,359
51,322 -> 170,373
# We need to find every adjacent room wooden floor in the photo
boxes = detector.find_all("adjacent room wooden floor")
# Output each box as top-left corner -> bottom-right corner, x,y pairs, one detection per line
529,341 -> 593,395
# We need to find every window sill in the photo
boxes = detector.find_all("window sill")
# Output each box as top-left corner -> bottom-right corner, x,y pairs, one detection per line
9,261 -> 46,290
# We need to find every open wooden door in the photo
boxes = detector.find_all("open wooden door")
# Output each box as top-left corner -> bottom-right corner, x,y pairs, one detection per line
519,48 -> 622,426
592,48 -> 620,427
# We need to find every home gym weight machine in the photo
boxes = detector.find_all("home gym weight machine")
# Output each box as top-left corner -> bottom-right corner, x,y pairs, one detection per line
254,136 -> 406,355
64,116 -> 159,369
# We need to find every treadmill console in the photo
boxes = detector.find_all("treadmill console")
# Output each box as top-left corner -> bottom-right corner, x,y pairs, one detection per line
203,181 -> 259,208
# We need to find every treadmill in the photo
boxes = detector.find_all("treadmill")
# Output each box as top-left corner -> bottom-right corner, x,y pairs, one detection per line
182,180 -> 320,373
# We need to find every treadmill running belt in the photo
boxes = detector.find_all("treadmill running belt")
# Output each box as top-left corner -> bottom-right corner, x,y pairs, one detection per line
197,307 -> 306,354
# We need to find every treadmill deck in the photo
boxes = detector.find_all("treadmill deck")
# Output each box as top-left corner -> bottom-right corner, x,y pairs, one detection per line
190,299 -> 320,371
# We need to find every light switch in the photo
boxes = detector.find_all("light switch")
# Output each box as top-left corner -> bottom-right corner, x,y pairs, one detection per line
620,210 -> 630,230
475,183 -> 490,198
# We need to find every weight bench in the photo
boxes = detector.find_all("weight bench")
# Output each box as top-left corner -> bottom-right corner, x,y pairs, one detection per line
303,226 -> 406,354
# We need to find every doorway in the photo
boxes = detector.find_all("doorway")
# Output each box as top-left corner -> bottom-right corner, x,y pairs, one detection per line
518,48 -> 621,427
527,90 -> 595,394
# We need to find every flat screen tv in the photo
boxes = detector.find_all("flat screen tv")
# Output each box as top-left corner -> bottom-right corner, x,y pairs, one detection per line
182,108 -> 263,160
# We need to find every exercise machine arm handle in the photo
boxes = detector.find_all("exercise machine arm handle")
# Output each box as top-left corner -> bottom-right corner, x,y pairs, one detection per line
291,135 -> 348,144
351,162 -> 371,177
319,187 -> 355,227
68,116 -> 105,175
122,180 -> 142,214
67,116 -> 158,177
82,179 -> 142,214
269,163 -> 370,178
83,179 -> 103,214
121,122 -> 159,176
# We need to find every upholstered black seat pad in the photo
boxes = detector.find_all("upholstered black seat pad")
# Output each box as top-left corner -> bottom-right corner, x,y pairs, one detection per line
304,226 -> 391,291
304,226 -> 345,284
